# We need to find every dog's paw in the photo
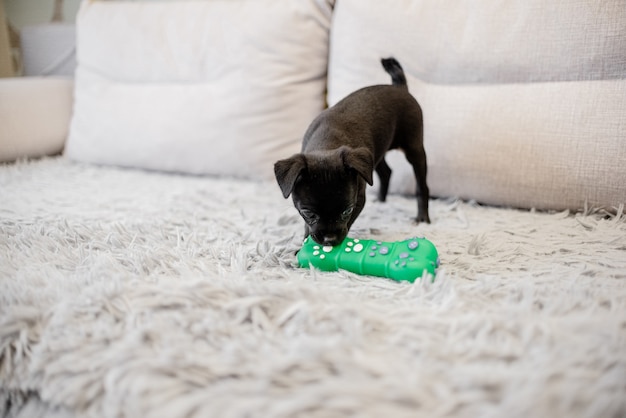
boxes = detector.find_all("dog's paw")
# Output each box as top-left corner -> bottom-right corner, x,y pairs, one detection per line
414,214 -> 431,224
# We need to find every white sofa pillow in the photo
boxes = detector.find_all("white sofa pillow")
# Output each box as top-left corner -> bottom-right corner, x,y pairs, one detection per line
65,0 -> 333,180
327,0 -> 626,211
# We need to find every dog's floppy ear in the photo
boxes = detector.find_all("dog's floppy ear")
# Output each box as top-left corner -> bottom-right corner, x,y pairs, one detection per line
340,146 -> 374,186
274,154 -> 307,198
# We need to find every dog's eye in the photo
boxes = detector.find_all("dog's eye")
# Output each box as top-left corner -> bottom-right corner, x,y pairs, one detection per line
341,207 -> 354,220
300,209 -> 319,224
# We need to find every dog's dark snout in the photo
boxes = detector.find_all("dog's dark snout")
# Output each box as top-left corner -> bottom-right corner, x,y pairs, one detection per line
322,234 -> 339,246
313,232 -> 342,246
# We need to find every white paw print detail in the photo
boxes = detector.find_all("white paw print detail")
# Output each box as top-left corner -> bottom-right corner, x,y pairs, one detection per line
311,245 -> 330,259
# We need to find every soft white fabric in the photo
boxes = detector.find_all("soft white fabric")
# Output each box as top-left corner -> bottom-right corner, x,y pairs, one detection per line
65,0 -> 333,180
328,0 -> 626,84
327,0 -> 626,211
1,157 -> 625,417
0,77 -> 73,162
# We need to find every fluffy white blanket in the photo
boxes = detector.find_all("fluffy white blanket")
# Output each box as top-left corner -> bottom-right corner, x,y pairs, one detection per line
1,158 -> 625,417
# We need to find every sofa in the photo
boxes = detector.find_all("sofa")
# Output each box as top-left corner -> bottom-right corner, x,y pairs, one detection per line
1,1 -> 625,417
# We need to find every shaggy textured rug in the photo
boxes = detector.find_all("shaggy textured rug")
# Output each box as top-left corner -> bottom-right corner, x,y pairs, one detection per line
1,157 -> 625,418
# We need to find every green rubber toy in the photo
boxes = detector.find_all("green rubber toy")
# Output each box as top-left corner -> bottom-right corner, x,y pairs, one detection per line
297,236 -> 440,282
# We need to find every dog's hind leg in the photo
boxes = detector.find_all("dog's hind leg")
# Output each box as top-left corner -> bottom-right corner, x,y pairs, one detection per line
404,145 -> 430,223
375,157 -> 392,202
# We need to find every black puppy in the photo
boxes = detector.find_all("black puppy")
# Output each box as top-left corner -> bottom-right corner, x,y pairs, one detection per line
274,58 -> 430,246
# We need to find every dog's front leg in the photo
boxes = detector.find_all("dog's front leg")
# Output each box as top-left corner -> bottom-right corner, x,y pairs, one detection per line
375,158 -> 392,202
347,188 -> 367,232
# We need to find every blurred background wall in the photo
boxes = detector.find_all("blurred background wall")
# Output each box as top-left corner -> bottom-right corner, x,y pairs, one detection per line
4,0 -> 81,28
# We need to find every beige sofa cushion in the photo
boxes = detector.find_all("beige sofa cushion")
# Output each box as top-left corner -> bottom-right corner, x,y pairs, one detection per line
328,0 -> 626,211
0,77 -> 73,163
65,0 -> 333,180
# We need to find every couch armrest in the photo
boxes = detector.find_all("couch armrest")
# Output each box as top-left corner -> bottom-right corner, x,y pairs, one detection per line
0,76 -> 73,163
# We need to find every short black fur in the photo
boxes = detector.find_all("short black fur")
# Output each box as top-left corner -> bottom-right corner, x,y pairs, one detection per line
274,57 -> 430,246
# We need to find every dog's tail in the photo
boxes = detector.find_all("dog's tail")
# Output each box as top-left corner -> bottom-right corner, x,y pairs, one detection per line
381,57 -> 407,87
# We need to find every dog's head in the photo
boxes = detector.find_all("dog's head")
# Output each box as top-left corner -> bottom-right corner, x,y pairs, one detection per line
274,146 -> 374,246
